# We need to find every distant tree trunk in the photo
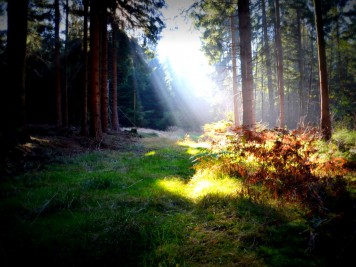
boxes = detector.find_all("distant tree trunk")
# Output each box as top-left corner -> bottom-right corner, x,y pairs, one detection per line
0,0 -> 30,151
89,0 -> 103,140
110,21 -> 120,131
230,10 -> 240,127
296,8 -> 304,122
335,7 -> 342,87
262,0 -> 275,126
238,0 -> 255,128
55,0 -> 62,126
313,0 -> 332,140
133,68 -> 137,126
274,0 -> 285,128
100,3 -> 109,133
63,0 -> 69,126
81,0 -> 89,136
305,35 -> 314,124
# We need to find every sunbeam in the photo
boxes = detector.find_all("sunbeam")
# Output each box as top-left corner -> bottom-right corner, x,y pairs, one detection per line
154,0 -> 223,130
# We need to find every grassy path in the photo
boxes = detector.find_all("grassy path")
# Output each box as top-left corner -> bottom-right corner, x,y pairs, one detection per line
0,135 -> 334,266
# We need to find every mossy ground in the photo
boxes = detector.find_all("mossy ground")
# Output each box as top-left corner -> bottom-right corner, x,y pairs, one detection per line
0,128 -> 354,266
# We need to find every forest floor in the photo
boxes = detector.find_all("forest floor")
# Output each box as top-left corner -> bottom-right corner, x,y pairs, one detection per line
1,125 -> 188,178
0,124 -> 355,266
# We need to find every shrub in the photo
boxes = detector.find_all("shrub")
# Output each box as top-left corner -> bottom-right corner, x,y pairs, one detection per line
193,121 -> 350,213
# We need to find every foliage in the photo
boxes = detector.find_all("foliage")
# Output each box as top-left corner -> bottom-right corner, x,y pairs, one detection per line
0,136 -> 310,266
193,120 -> 352,213
1,132 -> 355,265
115,33 -> 174,130
331,127 -> 356,163
189,0 -> 233,64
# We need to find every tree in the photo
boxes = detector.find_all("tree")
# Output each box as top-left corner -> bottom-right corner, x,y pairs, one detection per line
274,0 -> 285,128
89,0 -> 103,140
87,0 -> 165,140
189,0 -> 241,126
54,0 -> 62,126
238,0 -> 255,128
261,0 -> 275,126
313,0 -> 331,140
230,3 -> 240,127
296,6 -> 304,124
110,19 -> 120,131
81,0 -> 89,136
100,2 -> 109,133
0,0 -> 30,152
63,0 -> 69,126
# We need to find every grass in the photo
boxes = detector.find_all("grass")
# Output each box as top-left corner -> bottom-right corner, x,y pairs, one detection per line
0,133 -> 354,266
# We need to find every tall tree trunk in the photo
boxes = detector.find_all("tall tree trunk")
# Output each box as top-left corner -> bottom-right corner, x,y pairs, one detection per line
100,4 -> 109,133
110,21 -> 120,131
133,67 -> 137,127
55,0 -> 62,126
230,9 -> 240,127
274,0 -> 285,128
306,35 -> 314,124
238,0 -> 255,128
262,0 -> 275,126
63,0 -> 69,126
81,0 -> 89,136
89,0 -> 103,140
296,8 -> 304,123
313,0 -> 332,140
1,0 -> 30,152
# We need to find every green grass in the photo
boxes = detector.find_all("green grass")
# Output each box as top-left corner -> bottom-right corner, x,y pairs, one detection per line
0,135 -> 353,266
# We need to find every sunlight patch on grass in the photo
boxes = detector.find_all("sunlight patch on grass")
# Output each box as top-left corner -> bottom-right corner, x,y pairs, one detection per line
177,137 -> 210,150
187,170 -> 242,201
156,177 -> 188,198
186,147 -> 202,155
157,170 -> 242,201
145,150 -> 157,156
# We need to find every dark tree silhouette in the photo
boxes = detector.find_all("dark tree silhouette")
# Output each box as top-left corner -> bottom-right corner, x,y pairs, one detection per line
313,0 -> 332,140
89,0 -> 103,140
0,0 -> 30,153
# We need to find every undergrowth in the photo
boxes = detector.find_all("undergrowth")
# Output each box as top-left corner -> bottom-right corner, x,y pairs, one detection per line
191,120 -> 356,266
0,129 -> 355,266
193,120 -> 352,213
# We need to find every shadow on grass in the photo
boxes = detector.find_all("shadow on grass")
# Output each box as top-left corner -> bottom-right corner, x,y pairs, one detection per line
0,138 -> 353,267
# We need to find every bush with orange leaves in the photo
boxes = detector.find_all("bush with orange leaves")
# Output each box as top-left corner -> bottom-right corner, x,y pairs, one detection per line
194,121 -> 349,213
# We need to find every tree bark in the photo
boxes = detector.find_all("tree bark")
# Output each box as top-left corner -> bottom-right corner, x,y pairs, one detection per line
262,0 -> 275,126
230,9 -> 240,127
100,3 -> 109,133
296,8 -> 304,123
313,0 -> 332,140
63,0 -> 69,126
0,0 -> 30,152
274,0 -> 285,128
238,0 -> 255,128
110,21 -> 120,131
81,0 -> 89,136
55,0 -> 62,126
89,0 -> 103,140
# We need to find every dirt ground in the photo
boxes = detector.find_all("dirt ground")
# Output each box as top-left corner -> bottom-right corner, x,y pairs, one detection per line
0,125 -> 140,177
0,125 -> 191,178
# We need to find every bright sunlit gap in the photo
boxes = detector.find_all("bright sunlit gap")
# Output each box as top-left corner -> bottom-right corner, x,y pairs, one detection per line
154,0 -> 223,129
157,38 -> 215,98
156,139 -> 243,201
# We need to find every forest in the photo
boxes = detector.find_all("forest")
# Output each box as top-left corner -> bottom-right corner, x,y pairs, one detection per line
0,0 -> 355,266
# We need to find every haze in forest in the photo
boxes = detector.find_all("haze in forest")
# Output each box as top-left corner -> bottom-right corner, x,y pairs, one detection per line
156,0 -> 225,128
0,0 -> 355,142
157,0 -> 215,97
